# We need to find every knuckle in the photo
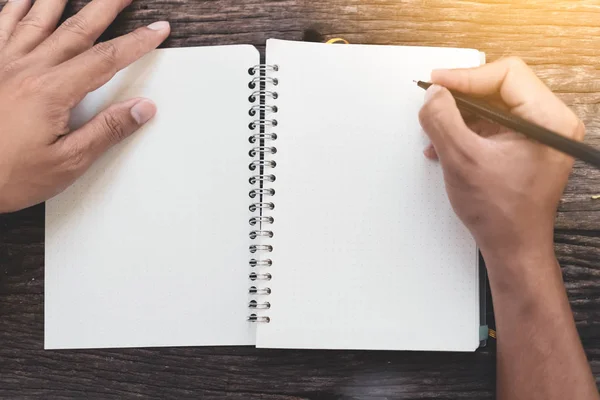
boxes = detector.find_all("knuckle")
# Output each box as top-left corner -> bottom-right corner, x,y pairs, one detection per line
130,28 -> 147,44
61,15 -> 88,35
573,118 -> 586,141
92,41 -> 119,66
505,56 -> 527,70
60,15 -> 94,47
59,140 -> 88,174
18,15 -> 50,35
2,59 -> 21,75
19,73 -> 47,93
101,112 -> 127,144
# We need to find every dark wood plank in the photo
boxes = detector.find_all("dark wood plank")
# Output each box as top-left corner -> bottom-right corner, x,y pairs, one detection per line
1,0 -> 600,398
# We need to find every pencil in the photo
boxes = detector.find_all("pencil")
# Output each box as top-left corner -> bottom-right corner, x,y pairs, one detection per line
415,81 -> 600,168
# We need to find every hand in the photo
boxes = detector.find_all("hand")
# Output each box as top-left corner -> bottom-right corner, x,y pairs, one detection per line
418,57 -> 584,271
0,0 -> 170,213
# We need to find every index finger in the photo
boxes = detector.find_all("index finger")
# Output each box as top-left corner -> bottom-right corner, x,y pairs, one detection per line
431,57 -> 552,110
47,21 -> 170,106
32,0 -> 134,66
431,57 -> 583,141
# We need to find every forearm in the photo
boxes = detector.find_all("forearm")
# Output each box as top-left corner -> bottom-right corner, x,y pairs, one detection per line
485,247 -> 598,400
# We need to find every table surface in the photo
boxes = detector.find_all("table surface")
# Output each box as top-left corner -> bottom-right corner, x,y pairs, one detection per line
1,0 -> 600,398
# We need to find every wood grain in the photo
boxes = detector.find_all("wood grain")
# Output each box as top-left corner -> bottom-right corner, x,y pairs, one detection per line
1,0 -> 600,398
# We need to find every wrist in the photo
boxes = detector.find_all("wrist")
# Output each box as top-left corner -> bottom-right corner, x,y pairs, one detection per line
482,240 -> 556,271
482,240 -> 560,297
477,221 -> 556,271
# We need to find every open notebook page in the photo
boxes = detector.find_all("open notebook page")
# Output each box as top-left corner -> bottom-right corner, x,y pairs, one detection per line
259,39 -> 482,351
45,45 -> 258,349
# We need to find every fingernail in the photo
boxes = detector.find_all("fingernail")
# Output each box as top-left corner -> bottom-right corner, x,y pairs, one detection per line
147,21 -> 170,31
131,100 -> 156,125
424,84 -> 442,102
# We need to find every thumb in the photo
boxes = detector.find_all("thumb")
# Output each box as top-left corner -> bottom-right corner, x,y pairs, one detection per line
58,98 -> 156,171
418,85 -> 482,163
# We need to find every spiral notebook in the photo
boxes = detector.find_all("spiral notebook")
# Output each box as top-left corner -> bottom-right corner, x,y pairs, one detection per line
45,39 -> 485,351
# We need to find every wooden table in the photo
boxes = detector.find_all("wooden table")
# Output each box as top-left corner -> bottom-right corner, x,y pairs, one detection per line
1,0 -> 599,398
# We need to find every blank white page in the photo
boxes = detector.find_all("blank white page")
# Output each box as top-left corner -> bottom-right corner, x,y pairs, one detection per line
258,39 -> 482,351
45,45 -> 258,349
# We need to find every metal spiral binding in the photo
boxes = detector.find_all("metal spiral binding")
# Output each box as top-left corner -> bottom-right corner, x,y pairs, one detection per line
247,64 -> 278,324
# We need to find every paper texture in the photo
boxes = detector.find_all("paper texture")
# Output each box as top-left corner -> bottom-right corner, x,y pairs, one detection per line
258,39 -> 481,351
45,45 -> 258,349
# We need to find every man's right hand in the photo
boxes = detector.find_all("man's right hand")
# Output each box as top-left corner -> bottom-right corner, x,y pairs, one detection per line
419,57 -> 599,400
418,57 -> 584,274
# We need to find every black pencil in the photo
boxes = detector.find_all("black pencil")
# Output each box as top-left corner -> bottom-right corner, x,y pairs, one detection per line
415,81 -> 600,168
